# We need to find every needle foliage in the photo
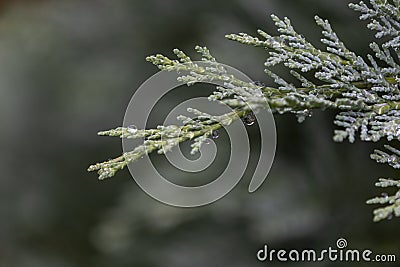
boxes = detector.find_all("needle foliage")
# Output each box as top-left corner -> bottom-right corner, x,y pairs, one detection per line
89,0 -> 400,222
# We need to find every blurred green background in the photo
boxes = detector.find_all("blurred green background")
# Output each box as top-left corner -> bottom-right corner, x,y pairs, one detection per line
1,0 -> 399,266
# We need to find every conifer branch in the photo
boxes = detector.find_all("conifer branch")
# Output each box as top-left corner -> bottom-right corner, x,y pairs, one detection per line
89,0 -> 400,221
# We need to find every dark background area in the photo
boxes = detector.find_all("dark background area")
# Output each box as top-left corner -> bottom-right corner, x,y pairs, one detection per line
0,0 -> 398,266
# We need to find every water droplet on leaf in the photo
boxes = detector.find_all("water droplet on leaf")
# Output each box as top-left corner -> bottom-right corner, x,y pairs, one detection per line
253,81 -> 265,87
243,113 -> 255,126
127,125 -> 137,134
211,130 -> 219,139
296,109 -> 312,123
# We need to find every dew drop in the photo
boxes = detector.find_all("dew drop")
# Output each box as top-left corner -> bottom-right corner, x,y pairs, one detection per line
127,125 -> 137,134
253,81 -> 265,87
205,138 -> 211,145
297,114 -> 306,123
243,113 -> 256,126
211,130 -> 219,139
381,192 -> 389,200
296,109 -> 312,123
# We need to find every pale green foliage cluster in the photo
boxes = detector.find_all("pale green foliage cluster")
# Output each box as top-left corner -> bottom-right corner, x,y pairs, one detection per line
89,0 -> 400,222
88,46 -> 260,179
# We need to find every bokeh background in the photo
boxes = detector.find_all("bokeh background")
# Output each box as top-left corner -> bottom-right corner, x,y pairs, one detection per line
1,0 -> 399,266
